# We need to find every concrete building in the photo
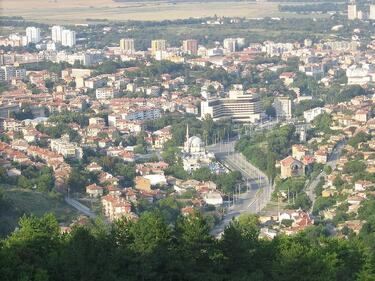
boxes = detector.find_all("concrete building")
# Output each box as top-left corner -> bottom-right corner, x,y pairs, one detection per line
348,3 -> 358,20
370,5 -> 375,20
61,30 -> 76,47
120,38 -> 135,54
51,25 -> 64,43
151,40 -> 166,56
304,107 -> 324,123
182,39 -> 198,55
201,88 -> 262,123
26,27 -> 41,44
50,135 -> 83,159
223,38 -> 237,53
96,87 -> 118,100
0,66 -> 26,81
273,96 -> 292,120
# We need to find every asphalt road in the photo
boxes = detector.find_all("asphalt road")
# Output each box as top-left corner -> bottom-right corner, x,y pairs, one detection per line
208,141 -> 272,236
65,197 -> 97,219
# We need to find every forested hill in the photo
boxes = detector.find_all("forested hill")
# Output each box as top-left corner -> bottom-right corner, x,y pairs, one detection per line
1,211 -> 374,281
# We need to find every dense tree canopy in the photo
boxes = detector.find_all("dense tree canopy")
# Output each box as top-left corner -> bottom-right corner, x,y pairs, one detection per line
0,212 -> 374,281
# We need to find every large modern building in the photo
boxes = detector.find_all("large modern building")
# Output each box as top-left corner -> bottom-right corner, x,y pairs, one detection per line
120,38 -> 135,54
201,88 -> 262,123
151,40 -> 166,56
51,25 -> 65,43
61,30 -> 76,47
182,39 -> 198,55
25,27 -> 41,44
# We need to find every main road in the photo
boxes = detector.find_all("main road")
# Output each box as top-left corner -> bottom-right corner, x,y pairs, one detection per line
208,140 -> 272,236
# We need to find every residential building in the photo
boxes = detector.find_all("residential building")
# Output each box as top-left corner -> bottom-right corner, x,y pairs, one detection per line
182,39 -> 198,55
120,38 -> 135,54
304,107 -> 324,123
96,87 -> 118,100
50,135 -> 83,159
370,4 -> 375,20
151,39 -> 166,56
223,38 -> 237,53
101,195 -> 132,221
51,25 -> 64,43
61,30 -> 76,47
273,96 -> 292,120
348,3 -> 358,20
26,27 -> 41,44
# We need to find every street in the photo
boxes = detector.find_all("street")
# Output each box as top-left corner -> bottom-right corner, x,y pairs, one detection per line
208,140 -> 272,236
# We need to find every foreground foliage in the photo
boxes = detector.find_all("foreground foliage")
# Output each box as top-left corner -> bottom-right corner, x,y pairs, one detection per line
1,212 -> 374,281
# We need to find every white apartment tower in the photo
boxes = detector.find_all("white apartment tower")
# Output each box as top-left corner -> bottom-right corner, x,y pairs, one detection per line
348,3 -> 358,20
61,30 -> 76,47
370,5 -> 375,20
223,38 -> 237,53
52,25 -> 65,42
120,38 -> 135,54
25,27 -> 41,44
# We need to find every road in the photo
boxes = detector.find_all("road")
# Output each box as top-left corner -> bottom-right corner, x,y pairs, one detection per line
208,141 -> 272,236
306,141 -> 346,211
65,197 -> 97,219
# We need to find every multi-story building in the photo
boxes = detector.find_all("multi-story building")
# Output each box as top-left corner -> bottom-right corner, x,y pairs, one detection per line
223,38 -> 237,53
101,195 -> 132,221
348,3 -> 358,20
201,90 -> 262,123
304,107 -> 324,123
121,107 -> 162,121
0,65 -> 26,81
273,96 -> 292,120
120,38 -> 135,54
50,135 -> 83,159
96,87 -> 118,100
25,27 -> 41,44
182,39 -> 198,55
51,25 -> 65,43
370,5 -> 375,20
151,39 -> 166,56
61,30 -> 76,47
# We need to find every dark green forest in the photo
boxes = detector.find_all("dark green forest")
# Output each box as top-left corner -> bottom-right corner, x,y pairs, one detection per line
1,211 -> 374,281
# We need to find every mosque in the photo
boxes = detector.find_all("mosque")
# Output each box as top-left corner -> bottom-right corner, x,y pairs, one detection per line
182,125 -> 215,172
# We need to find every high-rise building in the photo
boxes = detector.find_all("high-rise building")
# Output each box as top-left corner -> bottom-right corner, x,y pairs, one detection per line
348,3 -> 358,20
25,27 -> 41,44
182,39 -> 198,55
370,5 -> 375,20
273,96 -> 292,120
223,38 -> 237,53
151,40 -> 166,56
201,91 -> 262,123
61,30 -> 76,47
52,25 -> 65,42
120,38 -> 135,54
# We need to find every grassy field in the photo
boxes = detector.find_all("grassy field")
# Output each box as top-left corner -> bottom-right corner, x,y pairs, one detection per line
0,0 -> 327,24
0,187 -> 78,237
